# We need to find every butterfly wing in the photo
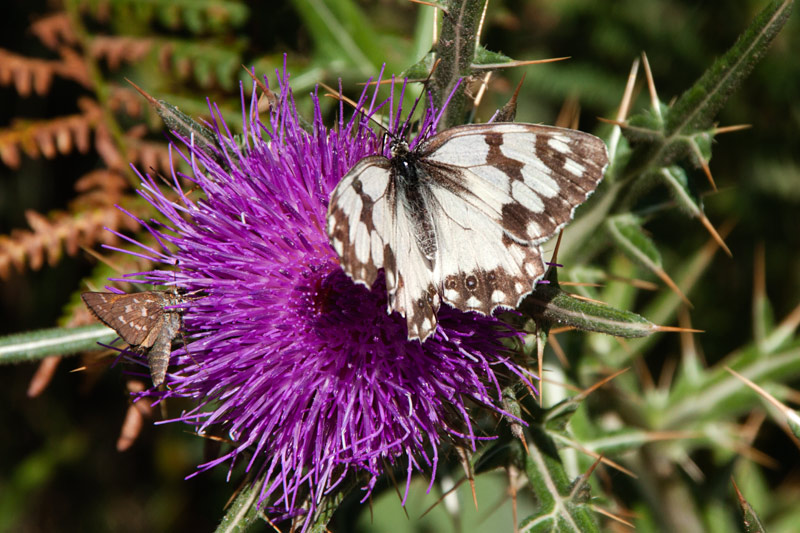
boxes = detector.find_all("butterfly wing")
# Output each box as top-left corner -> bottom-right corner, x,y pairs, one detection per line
81,291 -> 168,347
418,123 -> 608,314
327,156 -> 440,340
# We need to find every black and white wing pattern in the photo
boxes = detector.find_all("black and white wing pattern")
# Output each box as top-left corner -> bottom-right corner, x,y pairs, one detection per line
327,122 -> 608,341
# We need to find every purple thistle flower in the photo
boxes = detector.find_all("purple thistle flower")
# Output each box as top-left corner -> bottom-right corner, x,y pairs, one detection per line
121,67 -> 534,524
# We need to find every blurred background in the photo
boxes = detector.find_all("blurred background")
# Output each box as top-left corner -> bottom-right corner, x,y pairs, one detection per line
1,1 -> 798,531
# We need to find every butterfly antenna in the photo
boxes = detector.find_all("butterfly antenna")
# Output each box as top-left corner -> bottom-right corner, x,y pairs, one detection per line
397,58 -> 441,140
319,81 -> 393,139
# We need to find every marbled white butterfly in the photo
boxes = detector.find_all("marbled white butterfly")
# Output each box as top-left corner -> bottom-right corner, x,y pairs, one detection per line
327,122 -> 608,341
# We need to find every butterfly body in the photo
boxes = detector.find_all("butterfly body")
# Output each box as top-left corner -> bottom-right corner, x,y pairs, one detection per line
81,291 -> 184,387
327,122 -> 608,341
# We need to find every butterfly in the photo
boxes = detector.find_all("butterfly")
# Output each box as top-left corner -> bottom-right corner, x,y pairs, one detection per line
81,291 -> 184,387
326,122 -> 608,341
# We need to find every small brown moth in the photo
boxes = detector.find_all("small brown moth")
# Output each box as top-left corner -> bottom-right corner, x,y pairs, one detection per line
81,291 -> 184,387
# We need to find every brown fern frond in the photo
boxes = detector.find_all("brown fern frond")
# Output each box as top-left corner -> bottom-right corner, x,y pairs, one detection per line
57,47 -> 92,88
108,86 -> 145,117
0,107 -> 96,168
128,139 -> 173,176
90,36 -> 154,70
0,49 -> 58,96
0,204 -> 142,279
30,12 -> 77,49
0,47 -> 91,96
74,169 -> 128,199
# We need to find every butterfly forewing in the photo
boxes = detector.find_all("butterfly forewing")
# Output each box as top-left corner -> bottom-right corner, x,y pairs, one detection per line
327,122 -> 608,342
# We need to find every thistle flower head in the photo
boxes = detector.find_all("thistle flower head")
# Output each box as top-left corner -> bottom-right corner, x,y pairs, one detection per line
122,67 -> 532,523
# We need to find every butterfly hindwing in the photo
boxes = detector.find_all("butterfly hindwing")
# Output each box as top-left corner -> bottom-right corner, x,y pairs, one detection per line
327,156 -> 440,339
417,123 -> 607,314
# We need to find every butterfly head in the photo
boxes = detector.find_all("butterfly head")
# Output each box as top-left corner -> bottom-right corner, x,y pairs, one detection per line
388,137 -> 411,159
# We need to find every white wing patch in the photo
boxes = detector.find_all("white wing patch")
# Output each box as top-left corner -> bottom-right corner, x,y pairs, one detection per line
327,122 -> 608,341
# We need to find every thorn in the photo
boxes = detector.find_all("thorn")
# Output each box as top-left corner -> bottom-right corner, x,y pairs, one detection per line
617,57 -> 640,122
678,306 -> 705,366
476,0 -> 489,43
125,78 -> 159,107
518,431 -> 530,457
641,52 -> 661,121
652,265 -> 693,307
473,71 -> 493,110
537,328 -> 545,407
566,439 -> 638,478
652,325 -> 704,333
537,375 -> 582,393
774,301 -> 800,345
657,355 -> 678,391
508,467 -> 520,533
698,156 -> 718,191
753,242 -> 766,309
550,230 -> 563,264
419,477 -> 464,518
408,0 -> 444,9
575,367 -> 630,401
605,273 -> 660,291
731,477 -> 746,504
592,506 -> 636,529
634,354 -> 656,391
471,56 -> 571,71
547,332 -> 570,369
495,72 -> 525,122
567,293 -> 612,306
726,366 -> 800,438
606,57 -> 640,160
451,446 -> 477,511
554,94 -> 581,129
714,124 -> 752,135
597,116 -> 627,127
697,213 -> 733,257
319,81 -> 359,110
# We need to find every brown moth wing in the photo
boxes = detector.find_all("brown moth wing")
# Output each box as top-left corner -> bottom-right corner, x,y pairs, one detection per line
82,291 -> 170,347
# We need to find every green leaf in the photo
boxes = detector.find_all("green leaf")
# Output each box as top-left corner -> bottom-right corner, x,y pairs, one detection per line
544,399 -> 581,435
735,486 -> 767,533
657,166 -> 703,216
520,283 -> 656,339
664,342 -> 800,429
666,0 -> 794,133
0,325 -> 118,365
620,0 -> 793,185
214,480 -> 263,533
605,213 -> 662,270
472,45 -> 514,67
519,426 -> 600,532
